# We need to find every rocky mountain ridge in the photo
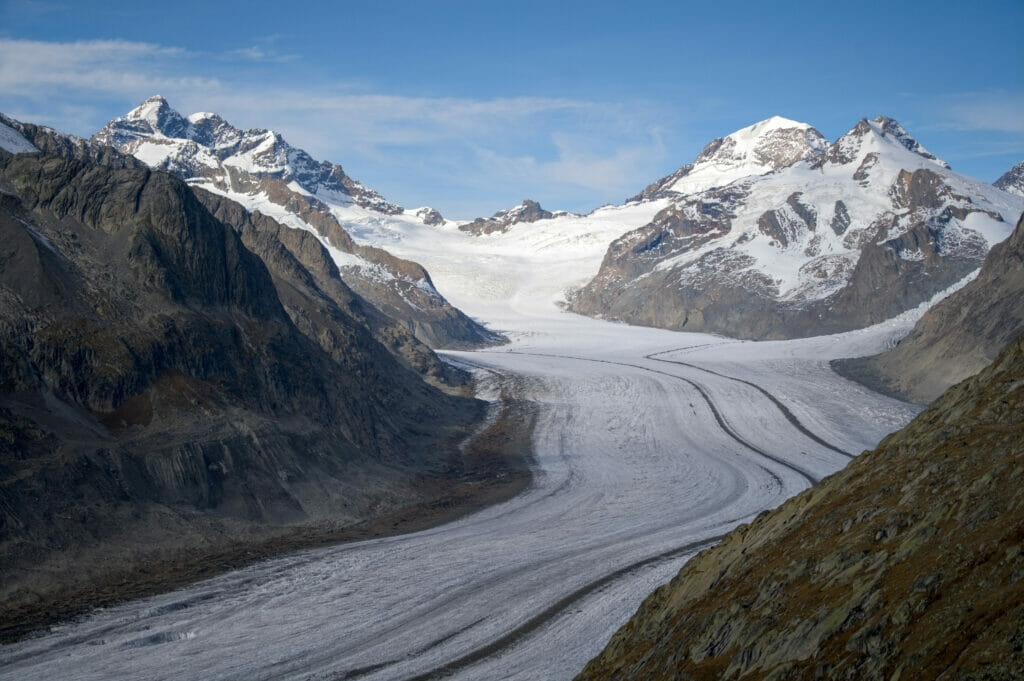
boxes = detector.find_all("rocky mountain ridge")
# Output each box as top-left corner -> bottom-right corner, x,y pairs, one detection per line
458,198 -> 570,235
630,116 -> 831,202
93,95 -> 401,214
93,97 -> 497,349
834,212 -> 1024,403
570,115 -> 1023,339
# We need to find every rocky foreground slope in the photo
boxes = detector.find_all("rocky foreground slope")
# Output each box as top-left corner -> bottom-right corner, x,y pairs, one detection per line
834,212 -> 1024,403
576,333 -> 1024,680
0,118 -> 524,641
93,96 -> 500,349
570,116 -> 1023,339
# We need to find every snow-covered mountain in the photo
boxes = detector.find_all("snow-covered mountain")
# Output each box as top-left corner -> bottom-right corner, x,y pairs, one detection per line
994,161 -> 1024,197
93,96 -> 495,349
94,95 -> 402,215
569,116 -> 1024,340
630,116 -> 831,201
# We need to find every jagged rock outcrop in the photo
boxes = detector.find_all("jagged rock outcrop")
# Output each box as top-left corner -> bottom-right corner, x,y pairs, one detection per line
458,198 -> 558,235
994,160 -> 1024,197
833,212 -> 1024,403
92,97 -> 500,349
0,121 -> 504,638
414,206 -> 446,225
577,333 -> 1024,681
570,116 -> 1024,340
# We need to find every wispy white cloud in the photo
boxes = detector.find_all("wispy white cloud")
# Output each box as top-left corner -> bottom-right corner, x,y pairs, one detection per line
930,91 -> 1024,133
227,46 -> 300,63
0,39 -> 211,95
473,130 -> 667,197
0,37 -> 675,214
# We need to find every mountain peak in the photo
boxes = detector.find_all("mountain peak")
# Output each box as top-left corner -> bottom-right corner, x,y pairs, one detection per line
828,115 -> 948,168
994,161 -> 1024,197
636,116 -> 827,200
458,197 -> 555,235
124,95 -> 190,138
93,98 -> 403,215
870,115 -> 945,165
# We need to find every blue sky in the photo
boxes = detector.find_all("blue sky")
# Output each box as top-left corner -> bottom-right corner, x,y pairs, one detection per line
1,0 -> 1021,218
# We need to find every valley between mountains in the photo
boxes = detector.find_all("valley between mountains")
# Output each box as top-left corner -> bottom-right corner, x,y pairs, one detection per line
1,100 -> 1022,680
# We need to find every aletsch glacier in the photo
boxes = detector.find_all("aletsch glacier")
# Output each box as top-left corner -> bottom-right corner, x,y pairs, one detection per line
1,105 -> 1021,680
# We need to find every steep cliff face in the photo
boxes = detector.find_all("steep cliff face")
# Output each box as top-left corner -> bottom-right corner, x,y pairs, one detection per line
576,334 -> 1024,681
570,116 -> 1023,340
0,124 -> 500,637
834,212 -> 1024,403
194,190 -> 469,387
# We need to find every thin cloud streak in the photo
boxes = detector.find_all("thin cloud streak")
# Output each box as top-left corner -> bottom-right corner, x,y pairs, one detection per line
928,91 -> 1024,134
0,37 -> 676,214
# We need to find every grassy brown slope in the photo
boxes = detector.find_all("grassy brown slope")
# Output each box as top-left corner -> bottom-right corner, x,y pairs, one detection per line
576,335 -> 1024,681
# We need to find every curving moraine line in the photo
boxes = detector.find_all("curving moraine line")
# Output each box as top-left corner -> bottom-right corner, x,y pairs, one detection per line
369,348 -> 824,681
497,351 -> 821,486
646,348 -> 854,459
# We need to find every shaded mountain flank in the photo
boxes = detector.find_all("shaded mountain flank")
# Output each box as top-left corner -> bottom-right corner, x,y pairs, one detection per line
92,96 -> 501,350
570,116 -> 1023,340
0,120 -> 529,641
576,332 -> 1024,681
834,212 -> 1024,404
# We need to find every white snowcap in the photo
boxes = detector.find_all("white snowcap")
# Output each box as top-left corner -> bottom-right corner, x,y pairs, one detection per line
666,116 -> 826,196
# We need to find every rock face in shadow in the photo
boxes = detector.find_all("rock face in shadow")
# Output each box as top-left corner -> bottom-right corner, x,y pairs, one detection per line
195,190 -> 470,386
834,212 -> 1024,403
0,124 -> 492,630
576,334 -> 1024,681
570,116 -> 1023,340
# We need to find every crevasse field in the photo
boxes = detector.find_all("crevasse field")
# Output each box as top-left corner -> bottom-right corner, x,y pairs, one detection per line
0,201 -> 944,681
